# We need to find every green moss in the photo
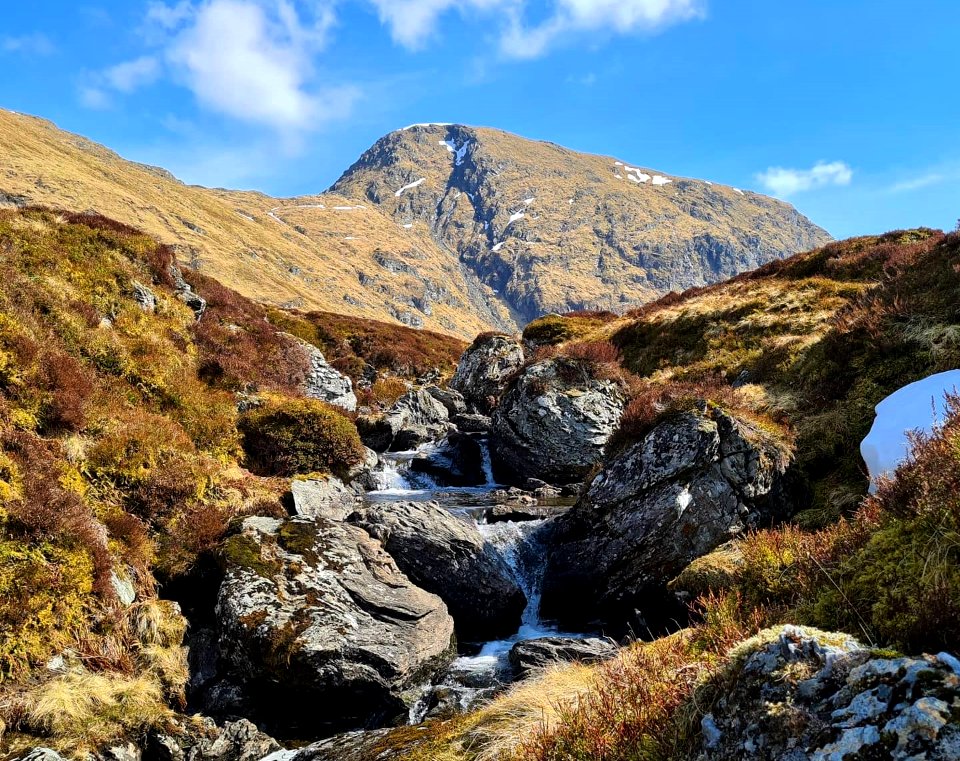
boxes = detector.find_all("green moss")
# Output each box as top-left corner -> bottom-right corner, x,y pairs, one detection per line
220,533 -> 281,578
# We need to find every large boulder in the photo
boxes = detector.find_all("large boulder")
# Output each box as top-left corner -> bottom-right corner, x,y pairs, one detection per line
692,625 -> 960,760
287,335 -> 357,412
211,516 -> 455,737
289,476 -> 360,520
490,357 -> 625,485
409,432 -> 486,487
541,404 -> 795,631
450,334 -> 525,413
509,637 -> 618,677
358,388 -> 450,452
351,501 -> 526,640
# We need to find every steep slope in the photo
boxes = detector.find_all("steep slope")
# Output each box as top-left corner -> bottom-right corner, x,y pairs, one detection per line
331,124 -> 832,323
0,110 -> 512,338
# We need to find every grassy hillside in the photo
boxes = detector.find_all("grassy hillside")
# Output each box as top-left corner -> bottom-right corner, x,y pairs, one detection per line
0,207 -> 457,755
0,109 -> 507,338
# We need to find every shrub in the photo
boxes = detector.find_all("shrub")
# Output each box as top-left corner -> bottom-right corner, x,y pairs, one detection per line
238,396 -> 365,477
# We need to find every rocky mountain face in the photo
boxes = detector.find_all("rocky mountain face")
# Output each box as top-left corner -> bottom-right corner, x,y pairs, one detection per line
0,110 -> 829,339
331,124 -> 832,324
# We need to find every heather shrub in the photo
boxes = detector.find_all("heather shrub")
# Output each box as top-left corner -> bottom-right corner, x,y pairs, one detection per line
238,396 -> 365,477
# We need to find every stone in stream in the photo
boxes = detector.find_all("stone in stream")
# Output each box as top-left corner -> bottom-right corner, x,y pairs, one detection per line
209,516 -> 455,737
509,636 -> 619,677
408,432 -> 486,487
490,356 -> 625,486
357,387 -> 451,452
350,501 -> 527,641
541,403 -> 797,633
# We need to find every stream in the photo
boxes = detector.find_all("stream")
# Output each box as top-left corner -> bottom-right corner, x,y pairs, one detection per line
364,437 -> 587,722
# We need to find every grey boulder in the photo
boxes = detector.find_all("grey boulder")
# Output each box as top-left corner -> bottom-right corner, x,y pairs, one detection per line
351,501 -> 526,640
358,387 -> 451,452
541,404 -> 796,631
287,335 -> 357,412
490,357 -> 625,485
212,515 -> 455,736
509,637 -> 618,677
450,334 -> 525,413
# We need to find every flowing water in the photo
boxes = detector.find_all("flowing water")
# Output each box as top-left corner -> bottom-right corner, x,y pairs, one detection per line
364,437 -> 586,723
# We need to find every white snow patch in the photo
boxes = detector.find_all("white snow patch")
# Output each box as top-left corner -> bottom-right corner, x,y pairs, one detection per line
676,487 -> 693,515
652,175 -> 673,186
625,166 -> 651,183
568,198 -> 574,205
524,197 -> 535,205
440,140 -> 470,166
615,174 -> 624,179
733,188 -> 744,196
395,178 -> 426,197
508,211 -> 525,224
492,242 -> 505,252
292,203 -> 325,209
401,122 -> 452,131
861,370 -> 960,492
332,205 -> 365,210
402,223 -> 413,229
236,211 -> 255,222
704,180 -> 713,186
614,161 -> 623,166
343,236 -> 358,240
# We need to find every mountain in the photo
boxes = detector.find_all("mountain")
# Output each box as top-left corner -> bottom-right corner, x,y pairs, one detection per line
331,124 -> 832,323
0,109 -> 829,337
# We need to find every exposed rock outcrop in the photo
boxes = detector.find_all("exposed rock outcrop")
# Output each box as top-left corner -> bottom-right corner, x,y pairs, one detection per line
289,476 -> 360,520
509,637 -> 618,677
350,501 -> 526,640
450,334 -> 525,413
693,625 -> 960,760
490,357 -> 625,485
290,336 -> 357,412
210,516 -> 455,736
541,404 -> 795,630
358,387 -> 450,452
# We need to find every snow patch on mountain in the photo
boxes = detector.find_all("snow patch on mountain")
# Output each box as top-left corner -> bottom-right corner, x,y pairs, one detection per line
395,178 -> 426,197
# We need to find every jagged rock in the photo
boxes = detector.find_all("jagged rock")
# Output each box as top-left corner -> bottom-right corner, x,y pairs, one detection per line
452,412 -> 492,433
692,625 -> 960,760
346,447 -> 381,492
425,385 -> 467,416
485,503 -> 568,523
289,730 -> 395,761
409,432 -> 486,487
509,637 -> 618,677
132,281 -> 158,312
290,337 -> 357,412
490,487 -> 538,507
359,388 -> 451,452
168,264 -> 206,320
212,516 -> 455,736
175,719 -> 282,761
351,501 -> 526,640
490,357 -> 625,486
450,334 -> 525,413
289,476 -> 359,520
541,404 -> 795,631
14,750 -> 68,761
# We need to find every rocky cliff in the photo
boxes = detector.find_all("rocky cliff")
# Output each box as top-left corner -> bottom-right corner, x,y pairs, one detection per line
331,124 -> 832,324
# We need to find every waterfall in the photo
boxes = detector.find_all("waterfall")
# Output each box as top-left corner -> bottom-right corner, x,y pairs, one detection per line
479,437 -> 498,487
478,520 -> 550,634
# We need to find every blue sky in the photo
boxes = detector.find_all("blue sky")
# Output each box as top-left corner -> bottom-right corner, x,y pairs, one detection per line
2,0 -> 958,239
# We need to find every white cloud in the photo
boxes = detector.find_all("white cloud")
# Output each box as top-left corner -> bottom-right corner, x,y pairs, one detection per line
1,33 -> 55,56
366,0 -> 702,57
162,0 -> 354,132
79,86 -> 111,110
756,161 -> 853,197
889,172 -> 947,194
104,56 -> 161,93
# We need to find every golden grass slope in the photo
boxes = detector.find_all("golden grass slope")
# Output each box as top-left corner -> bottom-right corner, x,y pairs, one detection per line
0,109 -> 510,339
331,124 -> 833,322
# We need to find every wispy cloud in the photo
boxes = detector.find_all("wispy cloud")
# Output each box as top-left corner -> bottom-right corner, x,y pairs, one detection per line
756,161 -> 853,197
366,0 -> 704,57
1,33 -> 55,56
888,171 -> 953,194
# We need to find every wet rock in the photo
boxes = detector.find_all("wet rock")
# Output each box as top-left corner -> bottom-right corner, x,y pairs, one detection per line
289,476 -> 360,520
450,334 -> 525,413
541,404 -> 796,631
509,637 -> 618,677
409,432 -> 486,487
426,385 -> 467,416
181,719 -> 281,761
490,357 -> 625,486
211,516 -> 455,737
289,336 -> 357,411
351,501 -> 526,640
289,730 -> 395,761
15,751 -> 68,761
452,412 -> 492,433
485,503 -> 569,523
490,487 -> 538,507
346,447 -> 381,492
691,625 -> 960,760
359,388 -> 451,452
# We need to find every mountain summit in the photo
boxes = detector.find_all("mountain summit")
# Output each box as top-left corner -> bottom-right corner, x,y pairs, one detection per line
0,110 -> 828,336
331,124 -> 832,323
